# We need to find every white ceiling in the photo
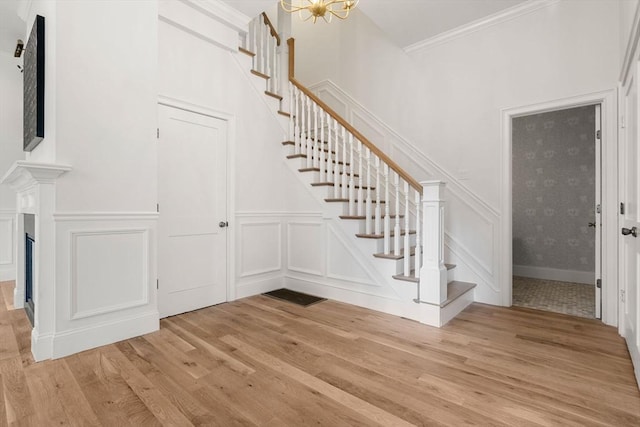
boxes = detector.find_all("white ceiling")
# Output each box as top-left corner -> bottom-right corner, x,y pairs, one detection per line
0,0 -> 24,55
221,0 -> 528,48
0,0 -> 530,55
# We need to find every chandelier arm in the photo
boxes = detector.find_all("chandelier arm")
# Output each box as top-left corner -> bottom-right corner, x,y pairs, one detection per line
328,9 -> 350,20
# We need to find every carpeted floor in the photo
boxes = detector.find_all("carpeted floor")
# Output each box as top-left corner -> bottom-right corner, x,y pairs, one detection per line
512,276 -> 595,318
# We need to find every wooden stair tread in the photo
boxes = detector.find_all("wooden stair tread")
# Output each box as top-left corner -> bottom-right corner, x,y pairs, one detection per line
356,230 -> 415,239
265,91 -> 283,100
312,182 -> 375,190
238,47 -> 255,57
374,247 -> 418,260
441,281 -> 476,308
300,168 -> 359,177
287,154 -> 350,165
278,111 -> 291,117
327,198 -> 385,204
340,214 -> 404,220
281,142 -> 337,155
251,69 -> 270,80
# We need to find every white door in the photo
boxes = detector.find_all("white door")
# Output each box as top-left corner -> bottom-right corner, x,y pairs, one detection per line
620,62 -> 640,385
158,105 -> 228,318
594,104 -> 602,319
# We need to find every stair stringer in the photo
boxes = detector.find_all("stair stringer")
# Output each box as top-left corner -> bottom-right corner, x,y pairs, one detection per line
279,150 -> 445,326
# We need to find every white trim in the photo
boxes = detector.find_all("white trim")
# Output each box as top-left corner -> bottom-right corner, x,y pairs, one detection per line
501,89 -> 618,326
513,265 -> 594,285
404,0 -> 560,53
50,310 -> 159,360
54,212 -> 159,221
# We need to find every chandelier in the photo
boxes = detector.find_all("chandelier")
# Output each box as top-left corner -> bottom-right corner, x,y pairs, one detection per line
280,0 -> 359,24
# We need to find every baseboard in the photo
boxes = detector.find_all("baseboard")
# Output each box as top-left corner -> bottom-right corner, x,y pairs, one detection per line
513,265 -> 594,285
46,310 -> 159,360
235,276 -> 285,300
284,275 -> 425,321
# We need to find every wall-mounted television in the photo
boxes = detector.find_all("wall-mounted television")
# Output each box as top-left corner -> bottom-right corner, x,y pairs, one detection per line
23,15 -> 45,152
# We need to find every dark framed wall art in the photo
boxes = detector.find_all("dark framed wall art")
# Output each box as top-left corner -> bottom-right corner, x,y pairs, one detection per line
23,15 -> 45,152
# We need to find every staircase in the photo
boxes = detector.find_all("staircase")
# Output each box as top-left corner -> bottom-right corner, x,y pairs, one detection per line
237,13 -> 475,326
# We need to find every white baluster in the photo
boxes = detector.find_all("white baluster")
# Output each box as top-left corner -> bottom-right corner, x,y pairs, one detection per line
375,156 -> 382,235
333,120 -> 341,198
306,97 -> 312,168
261,23 -> 268,75
357,141 -> 364,216
289,82 -> 295,144
293,86 -> 300,154
341,127 -> 348,199
384,164 -> 390,254
365,148 -> 372,234
348,133 -> 356,216
312,103 -> 319,169
272,37 -> 278,93
414,189 -> 421,279
394,172 -> 401,256
403,181 -> 410,276
264,23 -> 271,81
296,88 -> 307,154
319,110 -> 326,182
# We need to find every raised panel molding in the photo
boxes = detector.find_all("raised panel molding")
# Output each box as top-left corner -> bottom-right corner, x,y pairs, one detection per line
238,221 -> 282,278
287,222 -> 324,276
70,229 -> 149,320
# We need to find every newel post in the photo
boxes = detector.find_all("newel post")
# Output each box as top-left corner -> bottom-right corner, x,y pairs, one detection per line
419,180 -> 447,305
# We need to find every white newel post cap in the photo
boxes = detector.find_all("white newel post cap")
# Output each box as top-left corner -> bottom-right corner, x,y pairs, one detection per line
420,180 -> 446,201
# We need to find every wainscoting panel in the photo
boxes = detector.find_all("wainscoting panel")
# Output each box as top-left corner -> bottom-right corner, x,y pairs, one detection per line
326,224 -> 379,286
287,221 -> 325,276
70,229 -> 149,319
238,221 -> 282,278
53,213 -> 158,359
0,211 -> 15,281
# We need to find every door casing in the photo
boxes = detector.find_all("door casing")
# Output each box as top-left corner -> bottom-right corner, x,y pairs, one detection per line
501,90 -> 618,326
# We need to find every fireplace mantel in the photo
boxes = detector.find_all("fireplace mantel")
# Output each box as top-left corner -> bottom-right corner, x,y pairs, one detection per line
1,161 -> 72,193
1,160 -> 71,360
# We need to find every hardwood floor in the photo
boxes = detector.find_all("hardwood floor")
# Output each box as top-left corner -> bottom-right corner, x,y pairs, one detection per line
1,280 -> 639,426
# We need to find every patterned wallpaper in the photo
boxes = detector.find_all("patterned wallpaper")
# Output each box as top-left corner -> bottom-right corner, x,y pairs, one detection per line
512,105 -> 596,272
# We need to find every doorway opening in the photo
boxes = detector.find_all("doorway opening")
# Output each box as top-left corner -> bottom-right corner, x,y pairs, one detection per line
511,104 -> 601,318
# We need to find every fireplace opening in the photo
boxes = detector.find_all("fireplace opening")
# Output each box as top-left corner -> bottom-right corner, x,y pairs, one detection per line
24,213 -> 35,326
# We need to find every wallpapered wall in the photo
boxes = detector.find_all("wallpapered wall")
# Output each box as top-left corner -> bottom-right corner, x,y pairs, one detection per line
512,105 -> 596,274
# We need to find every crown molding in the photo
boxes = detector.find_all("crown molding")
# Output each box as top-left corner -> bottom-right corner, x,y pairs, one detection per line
404,0 -> 560,54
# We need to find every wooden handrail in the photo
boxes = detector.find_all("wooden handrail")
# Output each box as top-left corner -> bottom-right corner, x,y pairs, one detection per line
287,38 -> 422,193
262,12 -> 281,46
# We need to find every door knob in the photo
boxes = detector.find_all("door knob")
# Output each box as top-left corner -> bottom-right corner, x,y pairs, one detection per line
588,222 -> 596,228
219,221 -> 228,228
622,226 -> 638,237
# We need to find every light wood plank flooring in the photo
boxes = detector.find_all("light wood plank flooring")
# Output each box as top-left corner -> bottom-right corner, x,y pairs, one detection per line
1,280 -> 639,426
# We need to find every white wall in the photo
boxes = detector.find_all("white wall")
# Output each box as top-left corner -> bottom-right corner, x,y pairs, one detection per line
0,50 -> 24,281
621,0 -> 639,69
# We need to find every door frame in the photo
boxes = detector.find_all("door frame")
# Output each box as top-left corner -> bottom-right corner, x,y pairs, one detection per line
500,89 -> 618,326
157,94 -> 237,303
